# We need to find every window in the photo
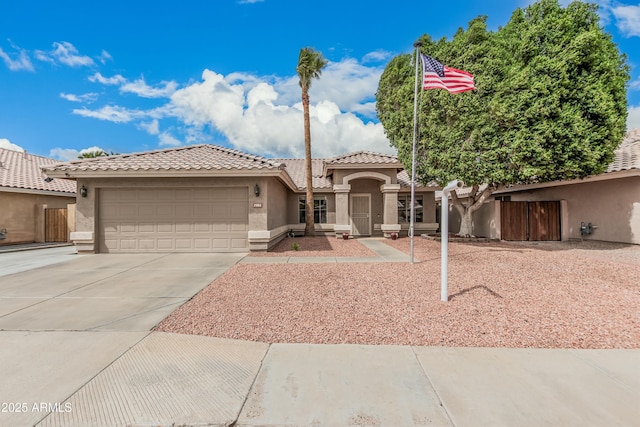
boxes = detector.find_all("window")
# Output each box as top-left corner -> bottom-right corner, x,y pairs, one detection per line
398,195 -> 423,223
299,197 -> 327,224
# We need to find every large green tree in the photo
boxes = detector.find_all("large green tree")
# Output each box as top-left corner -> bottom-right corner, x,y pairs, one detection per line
297,47 -> 327,237
376,0 -> 629,236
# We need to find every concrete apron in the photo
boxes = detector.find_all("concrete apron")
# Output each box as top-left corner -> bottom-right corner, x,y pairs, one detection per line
10,335 -> 638,427
0,252 -> 245,426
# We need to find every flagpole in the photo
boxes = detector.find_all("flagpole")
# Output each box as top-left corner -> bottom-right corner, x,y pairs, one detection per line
410,41 -> 421,264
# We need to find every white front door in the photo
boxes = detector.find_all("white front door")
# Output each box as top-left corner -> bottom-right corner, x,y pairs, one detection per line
350,194 -> 371,236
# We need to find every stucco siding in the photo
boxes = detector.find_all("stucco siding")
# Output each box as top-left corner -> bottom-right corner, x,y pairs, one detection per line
266,177 -> 288,229
0,191 -> 75,245
502,177 -> 639,244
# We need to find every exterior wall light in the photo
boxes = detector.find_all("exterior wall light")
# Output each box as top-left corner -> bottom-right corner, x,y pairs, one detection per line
80,185 -> 88,198
254,184 -> 260,197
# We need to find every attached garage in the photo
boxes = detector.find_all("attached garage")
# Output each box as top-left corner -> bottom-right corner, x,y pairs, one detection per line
99,187 -> 249,253
41,144 -> 298,254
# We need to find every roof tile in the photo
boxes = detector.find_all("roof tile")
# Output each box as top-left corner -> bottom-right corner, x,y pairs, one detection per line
607,129 -> 640,173
42,144 -> 284,174
0,148 -> 76,194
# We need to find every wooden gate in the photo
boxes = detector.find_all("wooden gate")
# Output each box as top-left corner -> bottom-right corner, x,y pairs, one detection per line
501,201 -> 560,241
45,208 -> 68,242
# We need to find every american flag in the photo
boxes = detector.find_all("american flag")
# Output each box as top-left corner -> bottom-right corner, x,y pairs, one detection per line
421,54 -> 475,94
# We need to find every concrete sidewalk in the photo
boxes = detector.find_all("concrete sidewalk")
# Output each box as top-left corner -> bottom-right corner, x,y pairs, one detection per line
30,332 -> 639,427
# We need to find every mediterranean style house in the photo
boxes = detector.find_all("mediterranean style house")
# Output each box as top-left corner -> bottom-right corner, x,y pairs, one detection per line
42,145 -> 438,253
1,148 -> 76,245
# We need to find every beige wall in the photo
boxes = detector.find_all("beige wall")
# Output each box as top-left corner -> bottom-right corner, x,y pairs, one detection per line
74,176 -> 281,252
453,176 -> 640,244
0,191 -> 75,245
333,168 -> 397,185
501,176 -> 640,244
266,177 -> 288,229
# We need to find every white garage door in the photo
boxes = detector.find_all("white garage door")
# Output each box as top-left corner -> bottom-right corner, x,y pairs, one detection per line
99,187 -> 249,253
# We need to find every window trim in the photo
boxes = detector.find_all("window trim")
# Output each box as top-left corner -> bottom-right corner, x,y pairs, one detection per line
397,194 -> 423,223
298,195 -> 328,224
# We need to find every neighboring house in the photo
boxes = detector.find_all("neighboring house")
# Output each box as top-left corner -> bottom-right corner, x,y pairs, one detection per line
443,129 -> 640,245
0,148 -> 76,245
42,145 -> 438,253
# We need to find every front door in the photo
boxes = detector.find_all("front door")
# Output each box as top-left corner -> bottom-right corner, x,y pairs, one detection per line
351,194 -> 371,236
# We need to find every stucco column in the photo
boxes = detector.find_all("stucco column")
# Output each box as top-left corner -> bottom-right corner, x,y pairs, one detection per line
380,184 -> 401,237
333,184 -> 351,237
70,180 -> 96,253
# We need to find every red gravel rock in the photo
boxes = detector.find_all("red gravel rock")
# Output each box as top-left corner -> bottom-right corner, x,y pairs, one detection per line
156,238 -> 640,349
248,236 -> 376,257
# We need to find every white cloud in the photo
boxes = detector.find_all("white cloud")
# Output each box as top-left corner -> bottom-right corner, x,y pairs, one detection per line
120,77 -> 178,98
238,0 -> 264,3
49,148 -> 80,161
72,105 -> 145,123
49,145 -> 106,161
98,50 -> 112,64
159,132 -> 182,146
0,138 -> 25,152
362,50 -> 392,63
50,41 -> 94,67
72,54 -> 393,158
169,68 -> 392,157
612,4 -> 640,37
631,76 -> 640,90
274,57 -> 384,118
628,105 -> 640,130
139,119 -> 160,135
89,72 -> 127,85
60,92 -> 98,103
0,45 -> 34,71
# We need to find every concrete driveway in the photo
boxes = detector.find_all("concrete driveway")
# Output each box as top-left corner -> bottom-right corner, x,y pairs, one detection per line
0,252 -> 243,331
0,250 -> 246,426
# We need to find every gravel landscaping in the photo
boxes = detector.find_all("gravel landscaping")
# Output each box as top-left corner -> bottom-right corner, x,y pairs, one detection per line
247,236 -> 376,257
157,237 -> 640,349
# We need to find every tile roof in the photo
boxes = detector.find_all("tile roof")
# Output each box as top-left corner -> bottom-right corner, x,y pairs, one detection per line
607,128 -> 640,173
42,144 -> 284,174
325,151 -> 402,166
274,158 -> 333,189
275,155 -> 430,190
0,148 -> 76,194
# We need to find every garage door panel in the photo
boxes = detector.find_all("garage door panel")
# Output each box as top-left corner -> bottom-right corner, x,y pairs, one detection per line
119,190 -> 138,201
100,187 -> 248,253
138,205 -> 155,216
175,223 -> 191,232
176,190 -> 193,201
139,239 -> 156,250
138,224 -> 155,233
229,187 -> 247,200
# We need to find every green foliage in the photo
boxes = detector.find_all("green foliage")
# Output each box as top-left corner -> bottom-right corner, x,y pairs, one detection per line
296,47 -> 328,90
291,242 -> 300,251
77,150 -> 119,159
376,0 -> 629,188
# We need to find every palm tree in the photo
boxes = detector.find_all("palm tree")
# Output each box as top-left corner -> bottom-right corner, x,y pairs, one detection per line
78,149 -> 118,159
296,47 -> 327,237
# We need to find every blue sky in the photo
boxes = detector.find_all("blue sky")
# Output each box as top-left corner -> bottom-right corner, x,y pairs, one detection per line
1,0 -> 639,160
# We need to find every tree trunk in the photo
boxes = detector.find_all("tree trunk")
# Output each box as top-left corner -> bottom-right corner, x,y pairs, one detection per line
450,185 -> 496,237
302,84 -> 315,237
